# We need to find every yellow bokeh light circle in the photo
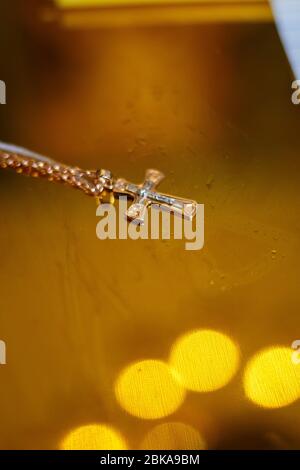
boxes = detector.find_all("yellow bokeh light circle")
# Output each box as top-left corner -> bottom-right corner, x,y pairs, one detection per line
169,329 -> 240,392
244,346 -> 300,409
61,424 -> 127,450
141,422 -> 206,450
114,360 -> 186,419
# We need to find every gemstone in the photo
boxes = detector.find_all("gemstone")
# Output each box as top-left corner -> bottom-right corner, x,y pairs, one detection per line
114,179 -> 127,192
184,203 -> 197,218
100,169 -> 112,180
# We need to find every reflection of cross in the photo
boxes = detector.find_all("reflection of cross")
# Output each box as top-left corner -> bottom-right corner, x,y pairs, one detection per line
114,169 -> 197,224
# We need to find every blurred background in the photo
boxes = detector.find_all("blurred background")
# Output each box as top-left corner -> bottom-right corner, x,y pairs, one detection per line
0,0 -> 300,450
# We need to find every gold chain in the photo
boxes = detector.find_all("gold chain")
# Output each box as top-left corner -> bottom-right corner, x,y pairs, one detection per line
0,149 -> 109,197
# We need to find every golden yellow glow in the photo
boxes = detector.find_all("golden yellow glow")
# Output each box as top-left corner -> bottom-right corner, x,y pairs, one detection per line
244,347 -> 300,409
114,360 -> 186,419
54,0 -> 273,27
141,422 -> 206,450
169,329 -> 240,392
61,424 -> 127,450
56,0 -> 198,6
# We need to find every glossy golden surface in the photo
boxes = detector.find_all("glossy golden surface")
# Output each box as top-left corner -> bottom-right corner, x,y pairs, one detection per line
0,0 -> 300,450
